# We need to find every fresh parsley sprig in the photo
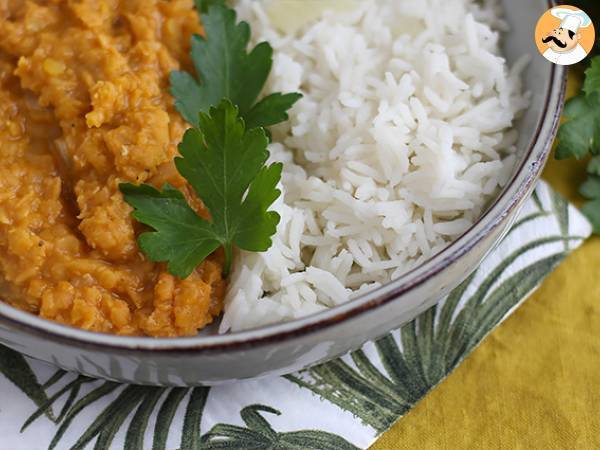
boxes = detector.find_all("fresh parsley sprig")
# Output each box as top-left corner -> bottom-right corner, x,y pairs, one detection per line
195,0 -> 225,14
121,100 -> 282,278
556,56 -> 600,233
170,2 -> 302,129
120,2 -> 302,278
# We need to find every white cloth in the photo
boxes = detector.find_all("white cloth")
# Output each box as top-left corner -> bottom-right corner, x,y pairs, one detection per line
543,44 -> 588,65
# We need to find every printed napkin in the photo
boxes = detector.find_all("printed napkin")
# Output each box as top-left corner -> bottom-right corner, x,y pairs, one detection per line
0,181 -> 591,450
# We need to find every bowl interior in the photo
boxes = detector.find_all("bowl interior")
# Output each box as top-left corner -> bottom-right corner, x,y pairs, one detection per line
0,0 -> 564,349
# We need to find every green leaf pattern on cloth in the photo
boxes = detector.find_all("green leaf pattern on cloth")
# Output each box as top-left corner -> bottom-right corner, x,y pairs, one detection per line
0,182 -> 592,450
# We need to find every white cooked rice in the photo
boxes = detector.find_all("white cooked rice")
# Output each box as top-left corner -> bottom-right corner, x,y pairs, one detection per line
220,0 -> 530,332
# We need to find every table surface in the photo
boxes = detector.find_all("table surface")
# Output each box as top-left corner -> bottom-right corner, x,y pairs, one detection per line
372,74 -> 600,449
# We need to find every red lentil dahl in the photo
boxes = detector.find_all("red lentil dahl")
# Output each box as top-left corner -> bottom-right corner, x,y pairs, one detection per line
0,0 -> 225,337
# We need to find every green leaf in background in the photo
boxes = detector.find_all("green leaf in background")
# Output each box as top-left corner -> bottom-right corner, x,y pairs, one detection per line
588,155 -> 600,176
579,175 -> 600,199
582,199 -> 600,234
556,56 -> 600,160
555,92 -> 600,160
583,54 -> 600,96
555,55 -> 600,233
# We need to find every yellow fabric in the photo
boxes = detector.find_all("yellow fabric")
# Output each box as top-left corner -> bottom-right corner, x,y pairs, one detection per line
373,75 -> 600,450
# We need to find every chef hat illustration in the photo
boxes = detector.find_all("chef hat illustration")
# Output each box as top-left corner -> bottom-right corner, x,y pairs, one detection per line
551,7 -> 592,33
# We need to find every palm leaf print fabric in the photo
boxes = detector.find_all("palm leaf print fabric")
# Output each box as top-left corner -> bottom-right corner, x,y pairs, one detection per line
0,182 -> 592,450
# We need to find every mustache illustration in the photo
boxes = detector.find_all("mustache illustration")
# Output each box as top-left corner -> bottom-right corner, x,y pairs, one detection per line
542,35 -> 567,48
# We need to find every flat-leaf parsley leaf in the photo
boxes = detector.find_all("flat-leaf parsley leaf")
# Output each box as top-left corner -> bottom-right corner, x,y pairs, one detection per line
194,0 -> 225,14
120,100 -> 282,278
170,3 -> 302,129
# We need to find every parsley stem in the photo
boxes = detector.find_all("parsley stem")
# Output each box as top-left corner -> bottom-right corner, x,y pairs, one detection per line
223,243 -> 233,277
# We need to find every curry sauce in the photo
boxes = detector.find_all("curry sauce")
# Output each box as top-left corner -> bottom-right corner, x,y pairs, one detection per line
0,0 -> 225,336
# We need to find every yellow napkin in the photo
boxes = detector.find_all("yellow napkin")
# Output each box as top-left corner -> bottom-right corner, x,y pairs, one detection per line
373,75 -> 600,450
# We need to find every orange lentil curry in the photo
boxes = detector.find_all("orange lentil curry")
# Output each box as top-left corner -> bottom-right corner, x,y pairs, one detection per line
0,0 -> 225,337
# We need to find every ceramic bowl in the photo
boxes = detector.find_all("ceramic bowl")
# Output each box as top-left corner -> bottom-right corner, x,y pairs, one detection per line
0,0 -> 566,385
